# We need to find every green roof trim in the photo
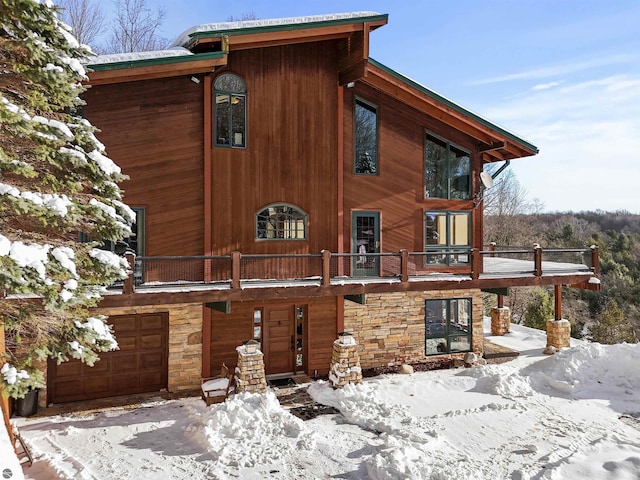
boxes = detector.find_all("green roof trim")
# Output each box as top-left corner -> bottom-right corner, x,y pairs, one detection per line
87,51 -> 225,72
187,13 -> 389,43
368,58 -> 539,154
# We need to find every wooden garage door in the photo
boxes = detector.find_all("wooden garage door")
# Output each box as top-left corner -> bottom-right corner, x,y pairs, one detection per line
49,313 -> 169,403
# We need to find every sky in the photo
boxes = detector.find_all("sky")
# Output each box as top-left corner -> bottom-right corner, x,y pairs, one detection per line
92,1 -> 640,214
9,320 -> 640,479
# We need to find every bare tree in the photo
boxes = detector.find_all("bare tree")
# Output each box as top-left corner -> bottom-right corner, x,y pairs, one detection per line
227,12 -> 259,22
58,0 -> 106,48
483,168 -> 538,247
106,0 -> 169,53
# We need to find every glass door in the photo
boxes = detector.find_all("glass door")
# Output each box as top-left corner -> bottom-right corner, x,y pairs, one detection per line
352,211 -> 380,276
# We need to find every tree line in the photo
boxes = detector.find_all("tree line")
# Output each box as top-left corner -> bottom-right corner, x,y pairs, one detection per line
56,0 -> 258,54
484,170 -> 638,345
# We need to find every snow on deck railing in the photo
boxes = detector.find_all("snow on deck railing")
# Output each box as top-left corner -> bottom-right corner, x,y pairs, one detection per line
114,245 -> 599,293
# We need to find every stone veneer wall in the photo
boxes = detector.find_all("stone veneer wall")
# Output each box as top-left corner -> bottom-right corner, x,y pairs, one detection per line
93,303 -> 203,392
343,290 -> 484,369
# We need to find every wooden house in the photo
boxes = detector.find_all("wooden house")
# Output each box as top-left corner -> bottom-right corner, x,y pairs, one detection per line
44,12 -> 599,404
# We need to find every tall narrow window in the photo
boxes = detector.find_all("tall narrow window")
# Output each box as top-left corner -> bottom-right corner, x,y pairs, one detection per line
214,73 -> 246,148
424,211 -> 470,265
424,132 -> 470,199
425,298 -> 472,355
256,204 -> 307,240
354,98 -> 378,175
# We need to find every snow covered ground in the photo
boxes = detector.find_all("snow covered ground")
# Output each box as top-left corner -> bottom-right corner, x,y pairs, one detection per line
8,319 -> 640,479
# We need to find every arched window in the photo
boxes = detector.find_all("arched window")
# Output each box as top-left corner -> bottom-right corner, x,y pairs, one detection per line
214,73 -> 246,148
256,204 -> 307,240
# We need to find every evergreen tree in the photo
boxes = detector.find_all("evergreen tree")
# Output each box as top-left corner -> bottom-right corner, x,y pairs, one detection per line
589,301 -> 637,345
0,0 -> 132,397
523,288 -> 554,330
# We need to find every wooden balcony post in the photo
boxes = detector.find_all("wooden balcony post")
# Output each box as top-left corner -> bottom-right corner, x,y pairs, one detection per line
497,294 -> 504,308
231,251 -> 241,289
554,284 -> 563,320
321,250 -> 331,287
534,244 -> 542,276
400,249 -> 409,283
488,242 -> 496,257
471,248 -> 480,280
123,253 -> 135,294
591,245 -> 600,276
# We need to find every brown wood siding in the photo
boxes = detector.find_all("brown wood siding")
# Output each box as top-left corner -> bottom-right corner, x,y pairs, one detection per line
210,297 -> 336,376
84,76 -> 205,257
343,83 -> 482,257
210,42 -> 338,257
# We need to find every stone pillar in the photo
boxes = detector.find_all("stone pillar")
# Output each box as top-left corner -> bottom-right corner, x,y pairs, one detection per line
329,333 -> 362,388
490,307 -> 511,336
544,319 -> 571,354
234,344 -> 267,393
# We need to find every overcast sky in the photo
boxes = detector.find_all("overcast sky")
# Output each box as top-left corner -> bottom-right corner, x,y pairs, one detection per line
94,0 -> 640,213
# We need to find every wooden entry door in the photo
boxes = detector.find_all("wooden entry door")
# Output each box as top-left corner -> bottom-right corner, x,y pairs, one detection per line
263,305 -> 295,375
353,211 -> 380,276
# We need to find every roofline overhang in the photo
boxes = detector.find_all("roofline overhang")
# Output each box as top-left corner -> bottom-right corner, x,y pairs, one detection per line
364,58 -> 539,161
85,51 -> 227,86
183,13 -> 388,52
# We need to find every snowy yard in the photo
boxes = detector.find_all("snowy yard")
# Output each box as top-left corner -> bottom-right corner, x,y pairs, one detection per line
9,319 -> 640,479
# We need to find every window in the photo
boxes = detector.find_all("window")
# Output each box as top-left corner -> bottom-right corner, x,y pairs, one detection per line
256,204 -> 307,240
425,298 -> 472,355
424,211 -> 470,265
354,98 -> 378,175
424,132 -> 470,199
214,73 -> 246,148
79,207 -> 145,256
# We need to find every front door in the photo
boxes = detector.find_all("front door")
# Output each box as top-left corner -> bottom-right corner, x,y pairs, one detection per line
263,305 -> 295,375
353,211 -> 380,276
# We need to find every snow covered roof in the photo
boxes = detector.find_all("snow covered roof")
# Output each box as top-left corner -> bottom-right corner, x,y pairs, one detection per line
171,11 -> 387,48
87,47 -> 194,66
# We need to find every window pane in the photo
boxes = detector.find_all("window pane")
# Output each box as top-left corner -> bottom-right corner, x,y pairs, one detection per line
214,73 -> 246,92
424,135 -> 448,198
425,213 -> 447,246
450,335 -> 470,353
450,213 -> 470,246
425,299 -> 446,335
231,95 -> 245,147
450,145 -> 470,199
354,100 -> 378,175
256,205 -> 307,240
215,94 -> 230,145
426,337 -> 448,355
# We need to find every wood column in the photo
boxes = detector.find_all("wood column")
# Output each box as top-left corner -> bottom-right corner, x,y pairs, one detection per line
554,284 -> 562,321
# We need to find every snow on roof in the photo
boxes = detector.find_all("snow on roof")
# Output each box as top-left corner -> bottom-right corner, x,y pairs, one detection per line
86,47 -> 193,66
171,11 -> 383,47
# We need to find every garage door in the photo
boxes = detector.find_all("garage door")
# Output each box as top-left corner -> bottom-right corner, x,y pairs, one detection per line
49,313 -> 169,403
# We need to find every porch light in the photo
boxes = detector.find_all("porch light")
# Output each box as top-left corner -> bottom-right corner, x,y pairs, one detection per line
244,339 -> 259,354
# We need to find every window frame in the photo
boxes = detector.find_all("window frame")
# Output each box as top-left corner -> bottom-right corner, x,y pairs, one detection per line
424,130 -> 471,200
424,210 -> 471,266
255,203 -> 308,241
354,97 -> 379,176
214,72 -> 247,149
424,297 -> 472,356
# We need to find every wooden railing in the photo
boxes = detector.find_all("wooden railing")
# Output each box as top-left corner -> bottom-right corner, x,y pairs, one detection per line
119,245 -> 599,293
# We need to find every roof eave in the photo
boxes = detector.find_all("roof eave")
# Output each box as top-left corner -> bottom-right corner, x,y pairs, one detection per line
365,58 -> 539,160
85,52 -> 227,85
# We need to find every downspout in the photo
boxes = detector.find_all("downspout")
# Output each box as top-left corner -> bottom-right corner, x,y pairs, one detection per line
491,159 -> 510,180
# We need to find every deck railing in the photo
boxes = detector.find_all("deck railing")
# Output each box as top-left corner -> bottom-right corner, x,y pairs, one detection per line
120,245 -> 599,293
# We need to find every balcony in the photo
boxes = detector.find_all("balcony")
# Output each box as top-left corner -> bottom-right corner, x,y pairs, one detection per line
101,245 -> 600,307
